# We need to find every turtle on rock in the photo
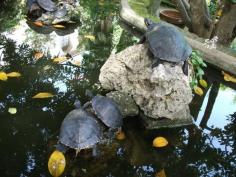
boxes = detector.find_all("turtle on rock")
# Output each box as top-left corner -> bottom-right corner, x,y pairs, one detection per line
27,0 -> 69,22
140,18 -> 192,75
36,0 -> 57,12
56,101 -> 103,155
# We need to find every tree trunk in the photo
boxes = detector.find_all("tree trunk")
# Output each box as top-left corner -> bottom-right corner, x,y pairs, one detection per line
189,0 -> 214,38
199,82 -> 220,130
214,1 -> 236,45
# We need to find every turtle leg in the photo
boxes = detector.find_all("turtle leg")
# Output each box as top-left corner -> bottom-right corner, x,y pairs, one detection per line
152,58 -> 161,68
182,60 -> 188,75
82,101 -> 91,109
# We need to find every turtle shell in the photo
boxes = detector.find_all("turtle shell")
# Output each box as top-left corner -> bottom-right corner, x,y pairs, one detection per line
146,22 -> 192,63
36,0 -> 57,12
54,6 -> 67,18
59,108 -> 102,150
91,95 -> 123,129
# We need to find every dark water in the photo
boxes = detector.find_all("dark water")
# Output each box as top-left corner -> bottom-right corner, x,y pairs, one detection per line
0,0 -> 236,177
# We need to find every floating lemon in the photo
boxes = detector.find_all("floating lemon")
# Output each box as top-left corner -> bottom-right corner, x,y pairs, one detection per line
48,150 -> 66,177
153,136 -> 168,148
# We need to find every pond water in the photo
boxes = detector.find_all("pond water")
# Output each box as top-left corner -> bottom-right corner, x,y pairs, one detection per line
0,0 -> 236,177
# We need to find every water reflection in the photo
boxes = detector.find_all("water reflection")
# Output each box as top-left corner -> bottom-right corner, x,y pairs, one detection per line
0,0 -> 236,177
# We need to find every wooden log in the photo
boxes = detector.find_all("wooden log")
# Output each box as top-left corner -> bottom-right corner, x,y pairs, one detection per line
120,0 -> 236,76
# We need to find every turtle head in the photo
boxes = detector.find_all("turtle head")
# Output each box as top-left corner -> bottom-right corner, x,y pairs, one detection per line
74,100 -> 81,109
55,142 -> 69,153
144,18 -> 153,27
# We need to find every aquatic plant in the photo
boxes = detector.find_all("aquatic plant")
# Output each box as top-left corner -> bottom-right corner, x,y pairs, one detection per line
189,50 -> 208,95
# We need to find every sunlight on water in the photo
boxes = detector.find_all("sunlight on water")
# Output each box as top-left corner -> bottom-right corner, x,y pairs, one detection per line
196,87 -> 236,129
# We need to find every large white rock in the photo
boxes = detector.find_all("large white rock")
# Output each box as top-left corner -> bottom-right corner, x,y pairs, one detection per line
99,44 -> 193,120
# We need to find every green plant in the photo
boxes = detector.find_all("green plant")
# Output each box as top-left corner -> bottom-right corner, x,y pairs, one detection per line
189,50 -> 207,89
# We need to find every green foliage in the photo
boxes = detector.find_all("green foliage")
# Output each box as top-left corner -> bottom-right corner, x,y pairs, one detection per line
190,50 -> 207,88
231,39 -> 236,51
0,0 -> 25,32
227,0 -> 236,4
208,0 -> 217,17
128,0 -> 160,22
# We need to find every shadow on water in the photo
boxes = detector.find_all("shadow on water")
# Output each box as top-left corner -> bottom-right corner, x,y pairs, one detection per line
0,0 -> 236,176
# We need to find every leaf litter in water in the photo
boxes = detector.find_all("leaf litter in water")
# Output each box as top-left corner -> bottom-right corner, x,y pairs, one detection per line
8,107 -> 17,114
116,130 -> 126,140
32,92 -> 54,99
0,72 -> 8,81
155,169 -> 167,177
48,150 -> 66,177
53,24 -> 66,29
33,21 -> 44,27
34,51 -> 44,60
222,71 -> 236,83
52,56 -> 68,63
6,72 -> 21,78
84,35 -> 95,41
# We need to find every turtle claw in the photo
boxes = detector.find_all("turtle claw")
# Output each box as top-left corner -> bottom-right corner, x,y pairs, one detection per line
151,59 -> 160,68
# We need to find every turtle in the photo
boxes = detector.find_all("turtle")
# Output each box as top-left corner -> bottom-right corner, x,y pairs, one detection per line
140,18 -> 192,75
82,91 -> 123,137
36,0 -> 57,12
56,102 -> 103,155
27,0 -> 43,20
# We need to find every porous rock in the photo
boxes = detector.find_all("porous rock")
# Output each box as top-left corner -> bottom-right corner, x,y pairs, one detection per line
99,44 -> 193,120
106,91 -> 139,117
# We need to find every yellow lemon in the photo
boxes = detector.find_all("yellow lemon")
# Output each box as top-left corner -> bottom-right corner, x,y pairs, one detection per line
48,150 -> 66,177
152,137 -> 168,148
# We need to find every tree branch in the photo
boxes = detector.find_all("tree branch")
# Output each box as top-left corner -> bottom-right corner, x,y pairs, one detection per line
175,0 -> 192,30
